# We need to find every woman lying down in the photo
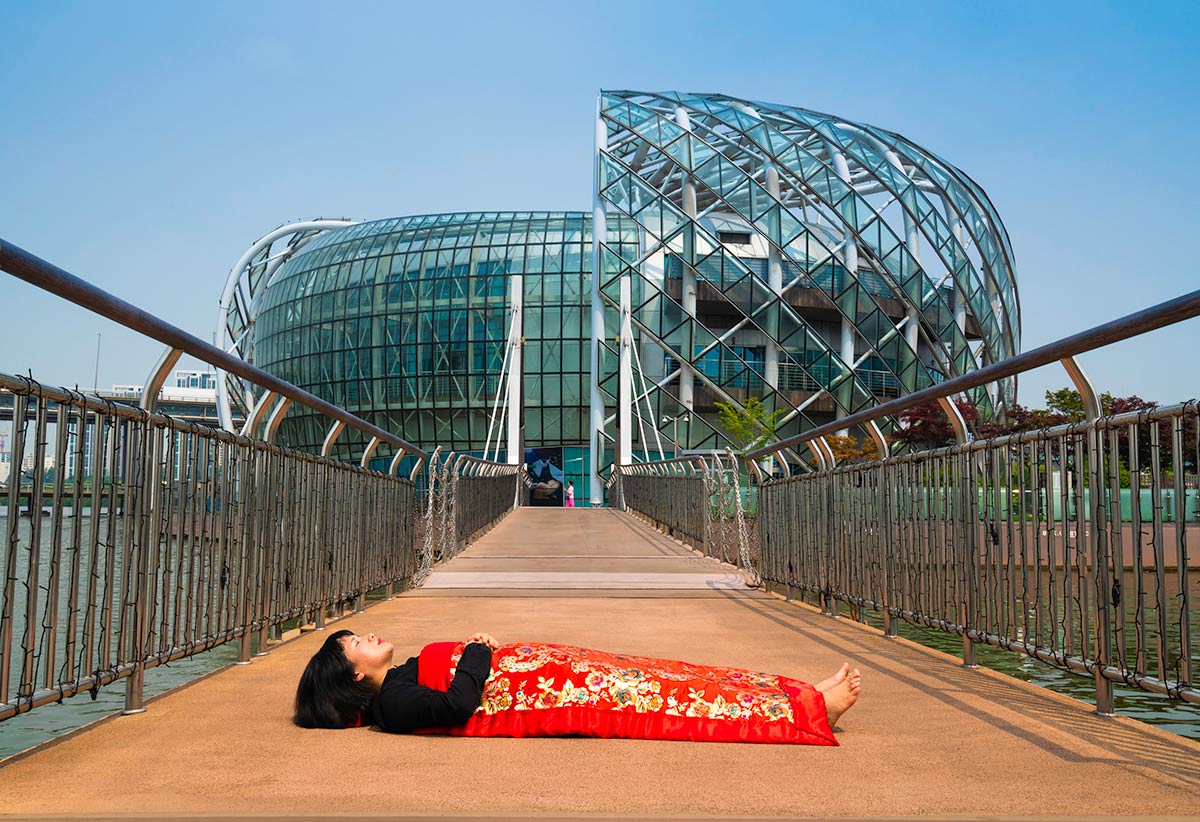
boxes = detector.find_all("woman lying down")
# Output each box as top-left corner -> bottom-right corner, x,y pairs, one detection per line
294,631 -> 861,745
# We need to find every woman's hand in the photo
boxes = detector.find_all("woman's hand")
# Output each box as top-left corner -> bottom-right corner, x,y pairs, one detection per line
467,632 -> 500,650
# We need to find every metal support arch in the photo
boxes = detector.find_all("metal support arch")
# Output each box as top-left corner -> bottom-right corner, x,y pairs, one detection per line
215,219 -> 359,431
138,346 -> 183,413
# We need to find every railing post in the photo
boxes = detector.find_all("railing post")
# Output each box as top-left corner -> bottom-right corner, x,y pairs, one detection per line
122,416 -> 155,714
823,459 -> 837,618
236,446 -> 259,664
940,397 -> 978,667
264,400 -> 295,634
1061,356 -> 1115,716
954,443 -> 978,668
313,460 -> 328,630
254,447 -> 276,655
354,467 -> 367,615
881,457 -> 898,638
240,391 -> 278,440
139,346 -> 183,415
263,397 -> 292,443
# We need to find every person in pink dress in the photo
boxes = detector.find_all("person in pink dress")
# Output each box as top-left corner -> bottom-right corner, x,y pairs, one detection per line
564,481 -> 575,507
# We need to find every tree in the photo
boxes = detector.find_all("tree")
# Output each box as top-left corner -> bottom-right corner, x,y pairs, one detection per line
826,434 -> 880,464
1044,388 -> 1094,422
1042,387 -> 1149,421
713,397 -> 786,454
974,389 -> 1190,475
975,403 -> 1068,438
890,399 -> 978,450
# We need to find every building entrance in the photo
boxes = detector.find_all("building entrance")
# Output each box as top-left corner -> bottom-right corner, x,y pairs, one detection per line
524,446 -> 564,507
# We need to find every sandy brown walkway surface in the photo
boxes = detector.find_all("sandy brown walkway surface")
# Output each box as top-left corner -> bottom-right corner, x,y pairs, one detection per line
2,508 -> 1199,820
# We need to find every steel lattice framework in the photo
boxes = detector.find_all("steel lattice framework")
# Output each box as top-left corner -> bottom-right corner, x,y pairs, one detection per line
591,90 -> 1019,476
209,91 -> 1021,503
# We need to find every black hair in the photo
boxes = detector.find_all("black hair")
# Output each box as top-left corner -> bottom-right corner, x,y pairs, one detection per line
293,629 -> 378,729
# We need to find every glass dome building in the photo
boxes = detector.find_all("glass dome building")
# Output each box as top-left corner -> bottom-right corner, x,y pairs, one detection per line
226,91 -> 1020,505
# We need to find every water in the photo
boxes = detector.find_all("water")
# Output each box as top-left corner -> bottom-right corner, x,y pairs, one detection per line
0,643 -> 237,760
0,513 -> 240,760
859,606 -> 1200,741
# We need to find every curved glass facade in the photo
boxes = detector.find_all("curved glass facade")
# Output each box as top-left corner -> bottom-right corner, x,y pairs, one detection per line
255,212 -> 639,472
247,91 -> 1019,493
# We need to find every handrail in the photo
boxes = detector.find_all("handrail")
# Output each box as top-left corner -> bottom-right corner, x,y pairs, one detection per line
0,238 -> 427,458
0,239 -> 523,734
745,287 -> 1200,460
0,369 -> 423,721
616,286 -> 1200,719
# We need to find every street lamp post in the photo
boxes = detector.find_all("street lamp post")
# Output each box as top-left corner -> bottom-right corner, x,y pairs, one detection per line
660,413 -> 690,455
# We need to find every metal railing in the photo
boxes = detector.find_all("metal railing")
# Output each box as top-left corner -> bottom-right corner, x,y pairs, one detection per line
621,286 -> 1200,716
0,238 -> 520,723
615,449 -> 758,585
0,372 -> 420,721
758,402 -> 1197,705
418,448 -> 521,579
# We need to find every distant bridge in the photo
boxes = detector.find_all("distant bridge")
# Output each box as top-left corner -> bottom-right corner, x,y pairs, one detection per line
0,387 -> 241,428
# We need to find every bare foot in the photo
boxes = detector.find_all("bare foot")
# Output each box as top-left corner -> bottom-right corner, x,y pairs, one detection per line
822,668 -> 861,728
814,663 -> 850,693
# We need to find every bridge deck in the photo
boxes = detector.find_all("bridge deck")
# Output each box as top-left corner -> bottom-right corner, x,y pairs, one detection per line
2,508 -> 1198,820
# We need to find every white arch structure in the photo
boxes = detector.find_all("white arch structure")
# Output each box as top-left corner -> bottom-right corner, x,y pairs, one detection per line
215,218 -> 359,431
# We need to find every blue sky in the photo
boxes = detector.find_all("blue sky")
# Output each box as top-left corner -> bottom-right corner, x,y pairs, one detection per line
1,0 -> 1197,407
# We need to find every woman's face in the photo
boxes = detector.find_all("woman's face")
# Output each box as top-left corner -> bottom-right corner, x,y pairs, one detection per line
339,633 -> 395,683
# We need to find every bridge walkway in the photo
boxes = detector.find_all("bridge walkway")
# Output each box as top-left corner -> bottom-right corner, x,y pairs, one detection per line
2,508 -> 1198,819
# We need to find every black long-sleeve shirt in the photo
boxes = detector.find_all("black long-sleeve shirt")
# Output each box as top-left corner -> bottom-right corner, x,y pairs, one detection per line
370,642 -> 493,733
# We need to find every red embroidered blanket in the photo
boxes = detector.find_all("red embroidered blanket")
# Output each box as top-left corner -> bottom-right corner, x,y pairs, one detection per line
417,641 -> 836,745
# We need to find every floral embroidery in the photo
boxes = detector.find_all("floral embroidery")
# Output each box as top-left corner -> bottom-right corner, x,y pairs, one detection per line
451,643 -> 795,723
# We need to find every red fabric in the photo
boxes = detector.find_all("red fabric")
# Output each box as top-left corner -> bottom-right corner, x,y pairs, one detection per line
417,641 -> 835,745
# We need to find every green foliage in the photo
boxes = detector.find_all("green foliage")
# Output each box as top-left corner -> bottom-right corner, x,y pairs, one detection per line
1042,388 -> 1127,421
713,397 -> 786,454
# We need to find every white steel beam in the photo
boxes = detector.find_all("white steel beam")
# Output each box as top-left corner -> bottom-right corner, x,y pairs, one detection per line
674,105 -> 697,447
831,148 -> 858,435
764,162 -> 784,393
590,98 -> 609,505
506,272 -> 524,466
618,272 -> 633,466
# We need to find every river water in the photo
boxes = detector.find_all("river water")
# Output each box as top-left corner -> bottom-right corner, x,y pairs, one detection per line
0,512 -> 241,760
864,610 -> 1200,739
1,514 -> 1197,760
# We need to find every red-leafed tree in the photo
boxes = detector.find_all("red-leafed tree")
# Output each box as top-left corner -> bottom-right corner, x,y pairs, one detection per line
890,399 -> 978,450
890,389 -> 1195,479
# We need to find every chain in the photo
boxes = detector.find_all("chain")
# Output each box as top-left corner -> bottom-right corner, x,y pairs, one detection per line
444,457 -> 459,560
415,451 -> 441,586
726,452 -> 760,586
699,458 -> 715,559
